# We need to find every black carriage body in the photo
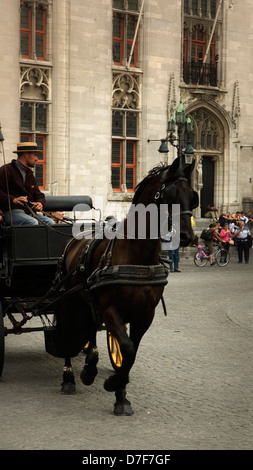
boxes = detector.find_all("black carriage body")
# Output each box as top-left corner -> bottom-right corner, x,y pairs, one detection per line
0,195 -> 94,298
0,196 -> 99,374
1,224 -> 72,297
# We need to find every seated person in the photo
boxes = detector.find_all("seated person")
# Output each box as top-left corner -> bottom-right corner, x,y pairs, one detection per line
203,204 -> 219,220
0,142 -> 54,226
219,212 -> 233,227
47,211 -> 65,224
204,222 -> 223,265
246,211 -> 253,232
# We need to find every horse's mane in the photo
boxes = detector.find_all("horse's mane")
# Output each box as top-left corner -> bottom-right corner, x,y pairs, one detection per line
132,156 -> 193,204
132,163 -> 169,204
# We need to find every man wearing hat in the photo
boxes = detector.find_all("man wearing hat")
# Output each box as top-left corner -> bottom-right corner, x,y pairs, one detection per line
0,142 -> 54,225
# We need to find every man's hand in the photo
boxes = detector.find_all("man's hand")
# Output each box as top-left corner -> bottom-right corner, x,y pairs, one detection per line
30,201 -> 43,211
13,196 -> 28,206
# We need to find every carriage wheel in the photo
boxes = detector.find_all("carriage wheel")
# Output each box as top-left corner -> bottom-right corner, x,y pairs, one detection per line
82,341 -> 90,354
107,331 -> 123,371
0,302 -> 5,378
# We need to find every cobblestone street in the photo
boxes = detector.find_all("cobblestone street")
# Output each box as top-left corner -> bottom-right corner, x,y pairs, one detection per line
0,247 -> 252,453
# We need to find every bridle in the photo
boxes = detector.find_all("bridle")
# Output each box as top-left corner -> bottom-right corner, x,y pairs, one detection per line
153,176 -> 193,217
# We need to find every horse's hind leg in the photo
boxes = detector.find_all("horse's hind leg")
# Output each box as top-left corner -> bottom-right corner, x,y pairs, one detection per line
61,357 -> 76,394
80,329 -> 99,386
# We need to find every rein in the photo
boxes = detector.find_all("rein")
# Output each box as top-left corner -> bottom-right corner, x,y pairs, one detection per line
23,203 -> 75,237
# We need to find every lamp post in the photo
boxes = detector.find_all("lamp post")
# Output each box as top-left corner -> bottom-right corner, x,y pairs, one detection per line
147,100 -> 194,163
167,99 -> 194,164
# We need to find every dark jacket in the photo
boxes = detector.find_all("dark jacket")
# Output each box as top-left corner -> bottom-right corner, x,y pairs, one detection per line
0,159 -> 45,212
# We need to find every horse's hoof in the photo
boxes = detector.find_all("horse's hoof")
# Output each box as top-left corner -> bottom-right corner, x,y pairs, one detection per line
80,366 -> 98,386
61,382 -> 76,394
114,399 -> 134,416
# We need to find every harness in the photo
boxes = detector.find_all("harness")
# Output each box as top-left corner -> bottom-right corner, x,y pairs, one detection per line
30,174 -> 193,322
30,231 -> 169,326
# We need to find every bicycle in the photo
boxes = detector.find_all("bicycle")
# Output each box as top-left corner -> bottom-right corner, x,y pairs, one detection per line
193,242 -> 230,267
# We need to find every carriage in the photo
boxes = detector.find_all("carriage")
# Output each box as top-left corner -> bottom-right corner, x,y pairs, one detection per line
0,156 -> 198,415
0,196 -> 122,378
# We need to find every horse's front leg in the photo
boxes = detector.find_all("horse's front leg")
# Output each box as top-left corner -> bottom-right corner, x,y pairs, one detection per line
80,329 -> 99,386
104,335 -> 135,416
61,357 -> 76,394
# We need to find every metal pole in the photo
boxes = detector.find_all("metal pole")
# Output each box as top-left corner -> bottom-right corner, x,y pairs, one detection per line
127,0 -> 145,69
0,126 -> 13,225
203,0 -> 223,64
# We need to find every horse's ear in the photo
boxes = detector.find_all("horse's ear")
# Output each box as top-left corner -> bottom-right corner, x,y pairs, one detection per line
168,157 -> 181,176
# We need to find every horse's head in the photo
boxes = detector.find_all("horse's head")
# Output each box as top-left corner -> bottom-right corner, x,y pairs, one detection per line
132,157 -> 198,246
161,157 -> 199,247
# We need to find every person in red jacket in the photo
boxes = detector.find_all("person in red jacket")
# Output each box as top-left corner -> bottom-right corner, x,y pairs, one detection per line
0,142 -> 54,225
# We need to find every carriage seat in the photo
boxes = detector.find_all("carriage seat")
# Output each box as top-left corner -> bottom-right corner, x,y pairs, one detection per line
0,195 -> 94,296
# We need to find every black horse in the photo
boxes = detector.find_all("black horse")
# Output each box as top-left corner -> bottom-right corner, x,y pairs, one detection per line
52,156 -> 198,415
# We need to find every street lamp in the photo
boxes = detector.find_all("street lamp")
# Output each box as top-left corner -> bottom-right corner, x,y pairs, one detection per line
147,138 -> 169,154
167,99 -> 194,164
147,100 -> 194,163
158,139 -> 169,154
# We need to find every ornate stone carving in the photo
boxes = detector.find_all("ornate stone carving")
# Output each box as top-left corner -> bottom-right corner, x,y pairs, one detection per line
227,0 -> 234,9
232,80 -> 240,129
112,72 -> 140,109
167,73 -> 176,116
20,66 -> 50,100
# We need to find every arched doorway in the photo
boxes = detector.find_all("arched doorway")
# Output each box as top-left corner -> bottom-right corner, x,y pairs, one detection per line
201,156 -> 215,216
189,107 -> 224,217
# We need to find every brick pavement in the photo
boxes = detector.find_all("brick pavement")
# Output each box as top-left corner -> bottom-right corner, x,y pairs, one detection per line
0,247 -> 252,451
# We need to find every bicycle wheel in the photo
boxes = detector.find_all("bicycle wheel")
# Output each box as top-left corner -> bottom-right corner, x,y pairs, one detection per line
216,249 -> 230,267
193,251 -> 208,267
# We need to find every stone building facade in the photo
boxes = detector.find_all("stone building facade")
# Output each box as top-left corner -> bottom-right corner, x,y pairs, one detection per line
0,0 -> 253,220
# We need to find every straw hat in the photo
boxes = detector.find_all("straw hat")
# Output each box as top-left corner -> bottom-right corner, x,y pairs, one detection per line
13,142 -> 42,154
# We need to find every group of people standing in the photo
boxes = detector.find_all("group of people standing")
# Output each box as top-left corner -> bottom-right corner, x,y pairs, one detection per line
168,207 -> 252,272
203,206 -> 253,265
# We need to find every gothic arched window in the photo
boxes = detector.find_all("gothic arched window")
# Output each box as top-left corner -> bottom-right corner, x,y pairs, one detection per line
190,108 -> 223,152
